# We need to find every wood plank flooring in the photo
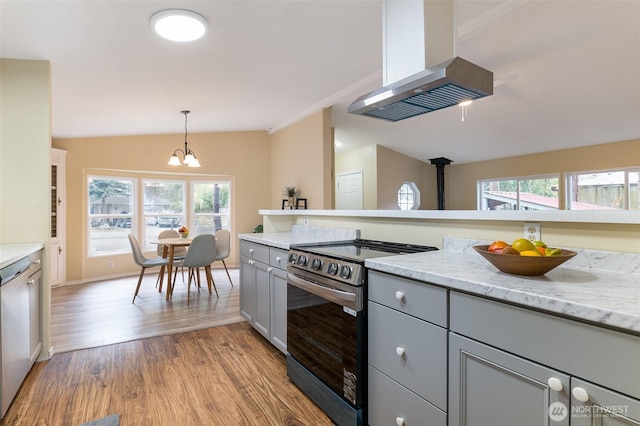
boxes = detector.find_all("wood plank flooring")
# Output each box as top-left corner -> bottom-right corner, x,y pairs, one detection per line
3,322 -> 334,425
51,269 -> 243,353
3,269 -> 334,425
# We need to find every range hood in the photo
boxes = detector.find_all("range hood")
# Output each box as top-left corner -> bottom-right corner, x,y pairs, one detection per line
349,0 -> 493,122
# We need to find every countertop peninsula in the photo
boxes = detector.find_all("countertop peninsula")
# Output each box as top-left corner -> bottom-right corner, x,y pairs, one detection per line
239,230 -> 639,335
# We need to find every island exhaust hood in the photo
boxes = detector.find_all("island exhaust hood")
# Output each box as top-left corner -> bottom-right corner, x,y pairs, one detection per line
349,0 -> 493,122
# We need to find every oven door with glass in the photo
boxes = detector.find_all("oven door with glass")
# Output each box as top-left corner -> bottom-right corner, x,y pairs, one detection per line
286,267 -> 366,424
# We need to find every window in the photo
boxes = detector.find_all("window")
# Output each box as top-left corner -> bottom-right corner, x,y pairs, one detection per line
479,175 -> 559,210
143,179 -> 186,246
397,182 -> 420,210
88,176 -> 134,254
87,170 -> 233,257
566,169 -> 639,210
192,181 -> 231,234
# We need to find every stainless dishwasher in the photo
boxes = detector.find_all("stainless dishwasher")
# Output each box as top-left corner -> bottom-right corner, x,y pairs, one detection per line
0,250 -> 42,418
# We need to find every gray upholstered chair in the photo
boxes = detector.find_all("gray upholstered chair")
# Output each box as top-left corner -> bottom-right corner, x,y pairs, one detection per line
214,229 -> 233,286
128,234 -> 170,304
171,234 -> 218,305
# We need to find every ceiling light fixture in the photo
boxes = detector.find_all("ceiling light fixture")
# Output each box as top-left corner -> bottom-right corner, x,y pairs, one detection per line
150,9 -> 207,42
168,110 -> 201,167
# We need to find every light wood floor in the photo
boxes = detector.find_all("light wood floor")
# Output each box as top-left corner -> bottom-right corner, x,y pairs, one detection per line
3,269 -> 334,425
51,268 -> 243,354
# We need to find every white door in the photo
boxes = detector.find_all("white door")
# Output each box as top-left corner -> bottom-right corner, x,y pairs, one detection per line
336,170 -> 363,210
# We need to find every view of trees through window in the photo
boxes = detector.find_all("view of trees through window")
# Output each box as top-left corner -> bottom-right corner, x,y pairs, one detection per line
88,173 -> 232,256
479,176 -> 559,210
566,170 -> 639,210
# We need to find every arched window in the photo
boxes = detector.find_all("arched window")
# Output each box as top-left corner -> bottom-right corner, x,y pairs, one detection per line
398,182 -> 420,210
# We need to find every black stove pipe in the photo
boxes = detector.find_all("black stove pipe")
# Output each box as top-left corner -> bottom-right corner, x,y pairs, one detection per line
429,157 -> 452,210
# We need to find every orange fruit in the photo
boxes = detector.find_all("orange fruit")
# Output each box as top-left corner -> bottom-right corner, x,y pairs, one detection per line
488,240 -> 508,252
536,246 -> 546,256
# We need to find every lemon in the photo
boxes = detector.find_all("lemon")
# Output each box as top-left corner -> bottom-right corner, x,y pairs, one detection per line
520,250 -> 542,257
512,238 -> 536,253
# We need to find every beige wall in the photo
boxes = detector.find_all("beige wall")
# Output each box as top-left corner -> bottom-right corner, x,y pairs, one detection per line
53,130 -> 271,282
270,108 -> 333,210
336,144 -> 437,210
1,58 -> 52,359
376,145 -> 434,210
447,139 -> 640,209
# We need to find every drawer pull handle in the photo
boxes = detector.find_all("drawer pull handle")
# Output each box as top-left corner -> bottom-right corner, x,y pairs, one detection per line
395,291 -> 405,301
276,256 -> 281,262
572,387 -> 589,402
27,279 -> 35,286
395,347 -> 405,357
547,377 -> 563,392
249,249 -> 254,254
395,417 -> 405,426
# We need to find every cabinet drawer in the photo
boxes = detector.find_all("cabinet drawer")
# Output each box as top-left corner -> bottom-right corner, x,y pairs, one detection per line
570,377 -> 640,425
368,365 -> 446,426
269,247 -> 289,270
239,241 -> 269,264
368,301 -> 447,411
368,270 -> 447,327
450,291 -> 640,399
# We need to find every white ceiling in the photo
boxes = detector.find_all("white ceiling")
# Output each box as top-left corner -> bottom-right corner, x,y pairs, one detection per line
2,0 -> 639,164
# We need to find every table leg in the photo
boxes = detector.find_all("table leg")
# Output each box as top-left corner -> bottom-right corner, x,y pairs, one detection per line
158,245 -> 169,293
166,245 -> 175,301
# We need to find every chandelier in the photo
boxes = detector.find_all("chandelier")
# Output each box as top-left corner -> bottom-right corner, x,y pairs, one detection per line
168,110 -> 201,167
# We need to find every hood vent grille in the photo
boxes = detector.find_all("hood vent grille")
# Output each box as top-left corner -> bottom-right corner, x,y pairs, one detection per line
361,83 -> 487,122
350,57 -> 493,122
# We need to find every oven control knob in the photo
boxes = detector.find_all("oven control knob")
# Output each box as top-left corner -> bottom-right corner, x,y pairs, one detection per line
311,258 -> 323,271
296,255 -> 308,266
327,262 -> 339,275
288,253 -> 297,264
339,265 -> 352,279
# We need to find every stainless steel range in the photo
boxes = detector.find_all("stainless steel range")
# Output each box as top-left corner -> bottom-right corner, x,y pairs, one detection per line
286,239 -> 438,426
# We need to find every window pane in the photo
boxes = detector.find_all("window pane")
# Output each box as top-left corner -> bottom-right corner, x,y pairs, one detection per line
629,172 -> 639,210
143,180 -> 185,246
88,177 -> 133,255
567,171 -> 626,210
397,182 -> 419,210
518,177 -> 559,210
193,181 -> 231,235
480,179 -> 517,210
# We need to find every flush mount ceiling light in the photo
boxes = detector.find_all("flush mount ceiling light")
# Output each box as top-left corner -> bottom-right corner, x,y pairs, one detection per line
150,9 -> 207,42
168,110 -> 201,167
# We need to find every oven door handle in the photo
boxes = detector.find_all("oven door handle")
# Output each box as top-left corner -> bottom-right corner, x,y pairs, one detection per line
287,273 -> 361,312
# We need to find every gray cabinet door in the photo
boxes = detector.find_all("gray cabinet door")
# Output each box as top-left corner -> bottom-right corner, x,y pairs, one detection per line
253,260 -> 271,339
449,333 -> 570,426
239,255 -> 254,323
270,267 -> 288,354
570,378 -> 640,425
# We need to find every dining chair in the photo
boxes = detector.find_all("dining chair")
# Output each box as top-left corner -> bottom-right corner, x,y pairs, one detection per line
128,234 -> 170,304
171,234 -> 218,305
155,229 -> 186,292
214,229 -> 234,286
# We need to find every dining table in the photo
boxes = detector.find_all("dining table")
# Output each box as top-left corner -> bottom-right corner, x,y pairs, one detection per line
151,237 -> 192,301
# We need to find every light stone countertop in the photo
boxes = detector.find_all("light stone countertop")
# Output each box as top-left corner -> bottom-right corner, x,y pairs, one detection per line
238,224 -> 359,250
0,243 -> 45,269
366,238 -> 640,334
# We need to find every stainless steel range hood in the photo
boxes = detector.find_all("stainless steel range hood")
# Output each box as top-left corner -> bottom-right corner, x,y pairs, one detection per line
349,0 -> 493,122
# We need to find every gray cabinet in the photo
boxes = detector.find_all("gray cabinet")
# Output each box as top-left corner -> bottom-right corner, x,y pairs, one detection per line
570,378 -> 640,425
239,241 -> 288,354
269,247 -> 288,354
449,291 -> 640,426
367,271 -> 448,426
449,333 -> 570,426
